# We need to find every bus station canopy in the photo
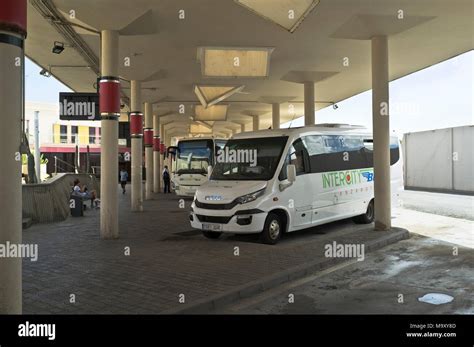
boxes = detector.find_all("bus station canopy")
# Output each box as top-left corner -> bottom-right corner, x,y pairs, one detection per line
25,0 -> 472,136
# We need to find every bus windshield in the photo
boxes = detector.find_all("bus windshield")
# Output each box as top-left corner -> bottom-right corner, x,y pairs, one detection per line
210,136 -> 288,181
176,140 -> 213,175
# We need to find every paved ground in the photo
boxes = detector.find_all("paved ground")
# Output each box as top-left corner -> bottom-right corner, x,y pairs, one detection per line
394,190 -> 473,248
21,187 -> 473,314
399,190 -> 474,220
393,208 -> 473,248
217,190 -> 474,314
218,235 -> 474,314
22,187 -> 404,314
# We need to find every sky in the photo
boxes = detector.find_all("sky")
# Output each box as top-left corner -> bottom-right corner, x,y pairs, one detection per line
281,50 -> 473,135
25,60 -> 72,103
26,50 -> 473,135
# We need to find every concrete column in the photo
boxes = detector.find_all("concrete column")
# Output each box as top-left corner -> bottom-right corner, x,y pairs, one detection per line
0,0 -> 27,314
160,124 -> 165,190
304,82 -> 315,125
34,111 -> 41,181
153,115 -> 161,193
99,30 -> 120,239
371,35 -> 391,231
130,80 -> 143,211
144,102 -> 153,200
252,116 -> 259,131
240,124 -> 245,133
272,103 -> 280,130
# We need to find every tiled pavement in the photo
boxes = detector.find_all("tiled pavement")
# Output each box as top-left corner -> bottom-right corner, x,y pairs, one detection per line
23,187 -> 404,314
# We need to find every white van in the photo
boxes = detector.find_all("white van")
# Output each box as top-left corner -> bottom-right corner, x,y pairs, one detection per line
190,125 -> 403,244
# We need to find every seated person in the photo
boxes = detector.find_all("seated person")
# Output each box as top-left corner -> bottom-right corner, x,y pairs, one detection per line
72,179 -> 96,207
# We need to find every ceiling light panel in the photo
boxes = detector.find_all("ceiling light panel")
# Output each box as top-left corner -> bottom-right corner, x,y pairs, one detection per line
194,85 -> 245,108
198,47 -> 273,78
194,105 -> 228,121
234,0 -> 320,33
190,124 -> 213,134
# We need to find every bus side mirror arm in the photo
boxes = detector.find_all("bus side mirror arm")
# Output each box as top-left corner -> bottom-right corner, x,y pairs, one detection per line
279,165 -> 296,191
279,181 -> 292,191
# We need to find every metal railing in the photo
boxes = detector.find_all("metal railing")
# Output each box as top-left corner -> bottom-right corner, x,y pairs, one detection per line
54,156 -> 77,174
91,166 -> 101,177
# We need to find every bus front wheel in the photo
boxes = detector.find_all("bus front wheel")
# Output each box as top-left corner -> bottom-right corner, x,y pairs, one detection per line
261,213 -> 282,245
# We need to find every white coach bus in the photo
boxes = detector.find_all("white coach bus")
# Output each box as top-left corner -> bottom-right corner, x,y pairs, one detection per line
190,124 -> 403,244
168,138 -> 226,197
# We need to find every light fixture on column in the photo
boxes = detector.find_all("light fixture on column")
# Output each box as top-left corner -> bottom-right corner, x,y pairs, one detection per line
52,41 -> 65,54
40,65 -> 91,78
39,68 -> 51,77
234,0 -> 320,33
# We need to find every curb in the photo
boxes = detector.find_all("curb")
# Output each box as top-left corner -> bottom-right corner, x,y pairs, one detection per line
161,227 -> 410,314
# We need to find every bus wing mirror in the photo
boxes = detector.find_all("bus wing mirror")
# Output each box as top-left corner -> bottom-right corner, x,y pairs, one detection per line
287,165 -> 296,183
207,165 -> 213,178
167,146 -> 178,157
279,164 -> 296,192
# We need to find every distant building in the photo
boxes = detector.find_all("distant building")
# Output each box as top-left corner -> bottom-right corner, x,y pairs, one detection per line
25,101 -> 131,176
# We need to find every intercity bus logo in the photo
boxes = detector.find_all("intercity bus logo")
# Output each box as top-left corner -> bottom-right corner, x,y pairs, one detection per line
361,171 -> 374,182
322,169 -> 374,188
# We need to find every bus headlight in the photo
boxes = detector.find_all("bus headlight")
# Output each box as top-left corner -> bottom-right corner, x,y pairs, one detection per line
235,188 -> 265,204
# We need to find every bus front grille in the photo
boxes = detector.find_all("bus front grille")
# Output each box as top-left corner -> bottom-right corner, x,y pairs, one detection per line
195,200 -> 238,210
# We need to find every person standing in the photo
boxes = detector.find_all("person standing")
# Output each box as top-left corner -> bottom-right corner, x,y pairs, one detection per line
162,165 -> 171,193
120,168 -> 129,194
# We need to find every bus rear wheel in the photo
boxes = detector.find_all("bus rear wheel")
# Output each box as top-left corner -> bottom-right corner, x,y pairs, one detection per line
202,231 -> 222,239
261,213 -> 282,245
353,199 -> 375,224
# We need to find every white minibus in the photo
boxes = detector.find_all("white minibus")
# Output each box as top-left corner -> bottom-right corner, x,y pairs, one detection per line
190,125 -> 403,244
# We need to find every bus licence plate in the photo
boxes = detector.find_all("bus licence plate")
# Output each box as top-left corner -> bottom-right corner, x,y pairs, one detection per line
202,223 -> 222,231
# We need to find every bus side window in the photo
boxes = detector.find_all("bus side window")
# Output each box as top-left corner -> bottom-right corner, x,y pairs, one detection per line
279,154 -> 290,180
390,136 -> 400,165
362,137 -> 400,166
279,139 -> 309,180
